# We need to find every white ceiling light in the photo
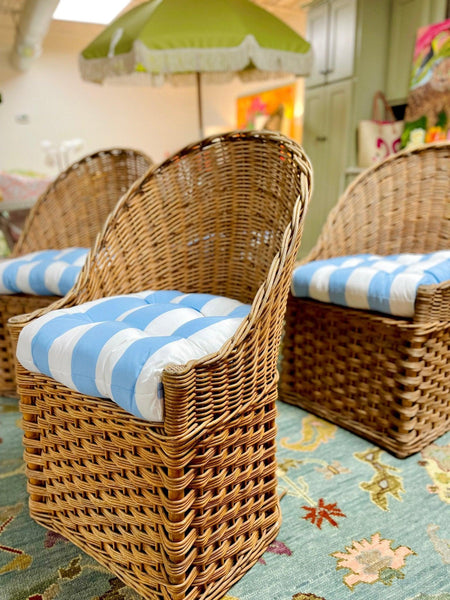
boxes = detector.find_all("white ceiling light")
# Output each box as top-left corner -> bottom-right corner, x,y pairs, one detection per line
53,0 -> 132,25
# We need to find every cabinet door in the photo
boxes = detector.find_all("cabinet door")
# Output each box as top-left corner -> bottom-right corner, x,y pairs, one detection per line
325,80 -> 352,210
299,81 -> 352,257
300,86 -> 329,255
327,0 -> 357,83
305,2 -> 329,88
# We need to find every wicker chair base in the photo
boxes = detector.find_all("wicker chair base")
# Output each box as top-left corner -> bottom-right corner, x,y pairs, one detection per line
279,297 -> 450,458
19,371 -> 281,600
0,294 -> 58,395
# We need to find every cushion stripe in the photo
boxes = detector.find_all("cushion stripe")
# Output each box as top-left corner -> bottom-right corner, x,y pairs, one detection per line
343,267 -> 376,310
134,339 -> 206,421
143,290 -> 186,304
31,315 -> 94,375
110,336 -> 180,415
119,304 -> 202,335
48,323 -> 99,391
71,322 -> 134,398
388,272 -> 427,316
309,265 -> 337,303
187,318 -> 245,353
94,329 -> 148,400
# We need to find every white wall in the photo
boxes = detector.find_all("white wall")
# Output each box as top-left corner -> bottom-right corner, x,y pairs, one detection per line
0,8 -> 306,176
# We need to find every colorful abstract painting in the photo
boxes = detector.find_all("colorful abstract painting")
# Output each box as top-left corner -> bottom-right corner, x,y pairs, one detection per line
236,84 -> 297,138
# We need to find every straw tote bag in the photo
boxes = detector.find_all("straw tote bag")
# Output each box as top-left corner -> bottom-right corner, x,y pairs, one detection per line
358,91 -> 404,168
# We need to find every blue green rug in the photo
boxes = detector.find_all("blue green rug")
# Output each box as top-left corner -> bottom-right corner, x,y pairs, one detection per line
1,395 -> 449,600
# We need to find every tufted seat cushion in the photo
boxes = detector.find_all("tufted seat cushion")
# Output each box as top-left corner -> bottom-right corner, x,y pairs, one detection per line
0,248 -> 89,296
291,250 -> 450,317
16,290 -> 251,422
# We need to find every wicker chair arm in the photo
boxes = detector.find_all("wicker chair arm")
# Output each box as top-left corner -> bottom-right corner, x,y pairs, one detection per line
162,313 -> 277,439
7,288 -> 80,355
414,280 -> 450,323
161,210 -> 304,438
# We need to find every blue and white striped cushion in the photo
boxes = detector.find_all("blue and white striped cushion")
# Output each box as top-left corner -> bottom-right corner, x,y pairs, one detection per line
0,248 -> 89,296
291,251 -> 450,317
16,290 -> 251,422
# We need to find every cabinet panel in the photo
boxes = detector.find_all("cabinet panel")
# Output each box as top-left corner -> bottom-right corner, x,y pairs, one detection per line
305,2 -> 328,88
327,0 -> 357,82
299,80 -> 352,257
325,81 -> 352,204
428,0 -> 447,23
303,87 -> 329,144
300,87 -> 328,255
305,0 -> 357,88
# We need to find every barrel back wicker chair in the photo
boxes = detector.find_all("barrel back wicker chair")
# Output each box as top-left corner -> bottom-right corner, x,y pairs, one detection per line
280,141 -> 450,458
10,131 -> 312,600
0,147 -> 152,394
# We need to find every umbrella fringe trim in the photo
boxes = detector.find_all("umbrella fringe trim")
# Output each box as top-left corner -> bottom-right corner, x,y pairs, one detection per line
79,34 -> 313,84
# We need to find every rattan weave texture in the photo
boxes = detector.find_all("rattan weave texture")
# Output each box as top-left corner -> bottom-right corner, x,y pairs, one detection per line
280,141 -> 450,458
10,131 -> 312,600
0,147 -> 152,394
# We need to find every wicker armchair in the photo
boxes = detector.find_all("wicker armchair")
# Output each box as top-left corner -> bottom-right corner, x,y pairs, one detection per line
9,131 -> 312,600
280,141 -> 450,458
0,147 -> 152,394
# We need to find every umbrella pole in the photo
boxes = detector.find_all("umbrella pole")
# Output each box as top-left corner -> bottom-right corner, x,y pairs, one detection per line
196,72 -> 204,140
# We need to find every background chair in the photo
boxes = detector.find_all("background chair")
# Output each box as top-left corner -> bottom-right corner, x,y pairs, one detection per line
10,131 -> 312,600
280,141 -> 449,458
0,147 -> 152,394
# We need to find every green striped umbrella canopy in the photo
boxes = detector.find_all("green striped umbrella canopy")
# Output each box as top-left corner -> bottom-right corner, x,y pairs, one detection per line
79,0 -> 312,138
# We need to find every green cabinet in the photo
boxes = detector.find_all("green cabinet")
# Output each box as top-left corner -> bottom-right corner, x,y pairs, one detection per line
306,0 -> 357,88
299,0 -> 390,257
301,79 -> 353,256
305,1 -> 328,88
300,0 -> 447,258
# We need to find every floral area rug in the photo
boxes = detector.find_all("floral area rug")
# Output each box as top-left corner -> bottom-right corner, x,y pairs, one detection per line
1,395 -> 449,600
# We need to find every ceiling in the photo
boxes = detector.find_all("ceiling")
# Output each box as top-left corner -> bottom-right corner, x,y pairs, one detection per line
0,0 -> 303,17
0,0 -> 26,18
1,0 -> 304,71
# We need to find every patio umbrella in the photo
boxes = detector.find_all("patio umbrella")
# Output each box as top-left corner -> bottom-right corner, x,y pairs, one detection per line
79,0 -> 312,139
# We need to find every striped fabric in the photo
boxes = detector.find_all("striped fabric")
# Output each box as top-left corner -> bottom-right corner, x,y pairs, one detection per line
291,251 -> 450,317
17,290 -> 251,422
0,248 -> 89,296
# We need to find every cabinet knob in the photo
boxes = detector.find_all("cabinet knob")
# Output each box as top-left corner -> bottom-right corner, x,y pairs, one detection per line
316,136 -> 327,142
319,69 -> 332,75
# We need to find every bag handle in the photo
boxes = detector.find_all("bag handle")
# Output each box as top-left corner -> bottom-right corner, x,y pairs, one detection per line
372,91 -> 396,122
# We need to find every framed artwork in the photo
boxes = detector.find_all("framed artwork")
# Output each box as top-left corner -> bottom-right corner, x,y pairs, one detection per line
402,18 -> 450,148
236,83 -> 297,138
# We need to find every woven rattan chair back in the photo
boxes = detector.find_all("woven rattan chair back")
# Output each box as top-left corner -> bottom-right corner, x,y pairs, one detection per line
11,131 -> 312,600
13,147 -> 152,256
0,147 -> 152,394
307,141 -> 449,261
280,141 -> 450,458
71,133 -> 309,306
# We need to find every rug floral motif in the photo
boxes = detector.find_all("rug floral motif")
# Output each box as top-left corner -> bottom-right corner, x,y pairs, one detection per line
1,396 -> 449,600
